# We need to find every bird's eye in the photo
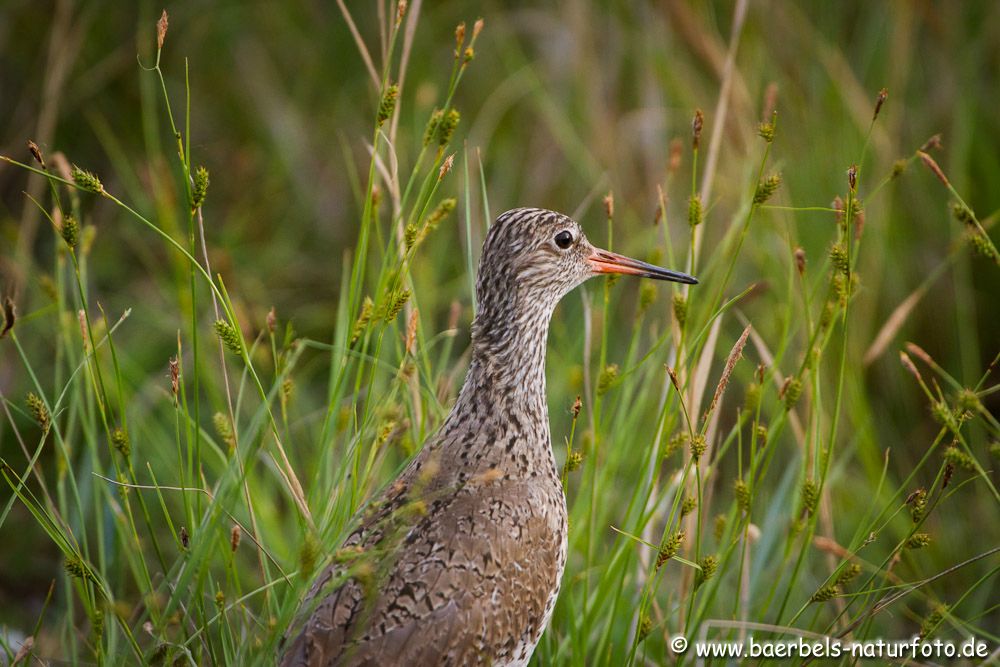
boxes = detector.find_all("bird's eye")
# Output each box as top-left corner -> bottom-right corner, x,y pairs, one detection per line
554,230 -> 574,249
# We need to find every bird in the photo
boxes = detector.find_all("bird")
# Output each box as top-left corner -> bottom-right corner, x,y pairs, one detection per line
280,207 -> 697,666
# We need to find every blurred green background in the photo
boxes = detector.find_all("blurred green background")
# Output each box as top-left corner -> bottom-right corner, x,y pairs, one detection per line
1,0 -> 998,661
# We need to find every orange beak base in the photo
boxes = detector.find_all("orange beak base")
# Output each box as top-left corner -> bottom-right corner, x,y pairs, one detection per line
588,249 -> 697,284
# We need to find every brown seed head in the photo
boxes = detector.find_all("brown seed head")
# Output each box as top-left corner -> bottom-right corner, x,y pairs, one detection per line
668,138 -> 682,174
794,247 -> 806,275
920,134 -> 943,152
847,165 -> 858,192
438,153 -> 454,180
873,88 -> 888,121
917,151 -> 949,187
942,463 -> 954,489
454,22 -> 466,55
180,526 -> 189,549
157,10 -> 168,50
169,356 -> 180,397
667,366 -> 681,393
1,296 -> 15,339
603,192 -> 614,220
692,109 -> 704,150
704,325 -> 751,423
27,140 -> 45,168
899,351 -> 925,385
571,395 -> 582,418
654,187 -> 665,225
832,195 -> 844,226
405,309 -> 419,354
472,18 -> 484,40
230,524 -> 241,552
396,0 -> 407,25
266,306 -> 277,333
904,342 -> 936,368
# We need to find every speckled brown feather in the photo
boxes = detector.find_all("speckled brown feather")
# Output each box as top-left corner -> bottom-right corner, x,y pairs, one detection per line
280,208 -> 695,666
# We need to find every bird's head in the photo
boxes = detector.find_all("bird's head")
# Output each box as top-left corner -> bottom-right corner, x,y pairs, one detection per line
472,208 -> 696,347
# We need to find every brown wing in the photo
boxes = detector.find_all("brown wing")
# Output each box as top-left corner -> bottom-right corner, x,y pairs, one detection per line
279,478 -> 565,666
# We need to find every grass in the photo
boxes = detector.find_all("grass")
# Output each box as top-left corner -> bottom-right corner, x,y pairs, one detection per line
1,1 -> 998,664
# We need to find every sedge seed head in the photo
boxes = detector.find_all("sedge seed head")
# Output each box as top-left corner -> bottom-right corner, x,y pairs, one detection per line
637,615 -> 652,642
690,434 -> 707,461
214,320 -> 242,355
829,242 -> 849,275
907,488 -> 928,523
695,555 -> 718,587
638,282 -> 657,315
26,392 -> 50,431
905,532 -> 931,549
563,451 -> 584,474
800,478 -> 818,515
192,166 -> 209,209
383,288 -> 411,322
596,364 -> 619,396
61,215 -> 79,249
156,10 -> 169,49
810,585 -> 840,603
757,121 -> 775,143
835,563 -> 862,586
377,84 -> 399,127
423,109 -> 443,146
435,109 -> 460,146
351,296 -> 375,345
664,431 -> 689,458
943,445 -> 976,471
782,377 -> 803,411
71,165 -> 103,193
672,292 -> 687,327
734,479 -> 750,512
64,555 -> 89,580
299,531 -> 319,578
213,412 -> 236,455
656,530 -> 685,568
687,194 -> 703,227
920,604 -> 949,639
111,427 -> 130,458
753,172 -> 782,205
713,514 -> 727,541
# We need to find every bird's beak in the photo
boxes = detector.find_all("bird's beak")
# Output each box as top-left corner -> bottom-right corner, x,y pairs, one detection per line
588,248 -> 698,284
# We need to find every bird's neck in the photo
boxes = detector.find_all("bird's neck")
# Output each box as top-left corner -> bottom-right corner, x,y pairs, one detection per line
434,301 -> 557,478
464,299 -> 553,403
